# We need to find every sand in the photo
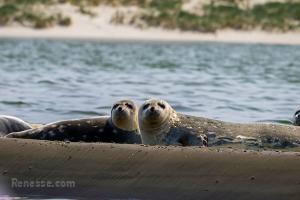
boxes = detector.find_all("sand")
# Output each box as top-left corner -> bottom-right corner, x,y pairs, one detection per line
0,4 -> 300,45
0,138 -> 300,199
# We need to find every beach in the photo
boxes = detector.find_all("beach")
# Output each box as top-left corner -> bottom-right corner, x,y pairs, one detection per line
1,26 -> 300,45
0,138 -> 300,199
0,4 -> 300,45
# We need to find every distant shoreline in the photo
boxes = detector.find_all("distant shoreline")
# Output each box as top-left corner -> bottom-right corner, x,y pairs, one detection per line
1,26 -> 300,45
1,2 -> 300,46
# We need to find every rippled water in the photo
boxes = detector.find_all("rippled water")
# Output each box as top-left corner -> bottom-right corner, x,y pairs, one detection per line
0,39 -> 300,124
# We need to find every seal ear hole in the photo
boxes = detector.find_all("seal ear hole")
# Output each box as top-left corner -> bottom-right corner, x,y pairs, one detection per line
158,103 -> 166,109
125,103 -> 133,109
143,104 -> 150,110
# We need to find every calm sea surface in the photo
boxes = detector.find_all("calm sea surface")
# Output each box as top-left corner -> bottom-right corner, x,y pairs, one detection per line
0,39 -> 300,124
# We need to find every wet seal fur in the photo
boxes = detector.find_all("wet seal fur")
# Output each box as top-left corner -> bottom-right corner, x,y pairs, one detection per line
138,99 -> 208,147
6,100 -> 141,144
139,99 -> 300,148
0,115 -> 32,136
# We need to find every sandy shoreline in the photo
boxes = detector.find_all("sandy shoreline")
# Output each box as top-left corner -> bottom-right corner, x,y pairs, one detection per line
0,138 -> 300,199
0,3 -> 299,45
1,26 -> 300,45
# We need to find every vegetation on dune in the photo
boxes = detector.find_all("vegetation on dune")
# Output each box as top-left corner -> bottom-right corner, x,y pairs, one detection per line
0,0 -> 71,28
252,2 -> 300,31
1,0 -> 300,32
0,4 -> 18,25
127,0 -> 300,32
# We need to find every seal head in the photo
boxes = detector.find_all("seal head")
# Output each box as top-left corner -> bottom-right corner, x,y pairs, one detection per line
139,99 -> 173,127
138,99 -> 206,146
294,110 -> 300,126
111,99 -> 139,132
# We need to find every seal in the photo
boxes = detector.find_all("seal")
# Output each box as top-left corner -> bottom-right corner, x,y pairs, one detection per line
138,99 -> 208,147
0,115 -> 32,136
139,99 -> 300,148
293,109 -> 300,126
6,100 -> 141,144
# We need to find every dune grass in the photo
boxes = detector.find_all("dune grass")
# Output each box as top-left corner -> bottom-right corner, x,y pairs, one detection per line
0,0 -> 300,31
0,4 -> 18,25
132,0 -> 300,32
0,0 -> 71,28
252,2 -> 300,31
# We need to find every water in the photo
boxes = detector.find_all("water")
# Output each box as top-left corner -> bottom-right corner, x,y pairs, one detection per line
0,39 -> 300,124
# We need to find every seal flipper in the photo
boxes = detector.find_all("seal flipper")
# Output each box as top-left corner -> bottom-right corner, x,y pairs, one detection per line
6,128 -> 43,139
177,133 -> 207,147
5,126 -> 70,140
5,121 -> 78,141
201,134 -> 208,147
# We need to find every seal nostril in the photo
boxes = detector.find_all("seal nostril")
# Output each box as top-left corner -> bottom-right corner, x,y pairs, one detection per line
118,107 -> 123,112
150,107 -> 155,112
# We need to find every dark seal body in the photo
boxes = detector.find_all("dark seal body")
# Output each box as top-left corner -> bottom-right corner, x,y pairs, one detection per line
159,113 -> 209,146
0,115 -> 32,137
177,114 -> 300,148
6,117 -> 141,144
6,99 -> 142,144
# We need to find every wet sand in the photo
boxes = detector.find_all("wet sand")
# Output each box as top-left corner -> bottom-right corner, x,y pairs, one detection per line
0,138 -> 300,199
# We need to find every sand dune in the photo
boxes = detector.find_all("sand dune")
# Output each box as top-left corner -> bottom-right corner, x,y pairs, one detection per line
0,4 -> 300,45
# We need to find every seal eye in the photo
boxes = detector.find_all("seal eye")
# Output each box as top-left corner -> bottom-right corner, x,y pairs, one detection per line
125,103 -> 133,109
143,103 -> 150,110
158,103 -> 166,109
112,104 -> 119,110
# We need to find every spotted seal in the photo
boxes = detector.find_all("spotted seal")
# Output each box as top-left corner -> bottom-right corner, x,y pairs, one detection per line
138,99 -> 208,147
139,99 -> 300,148
0,115 -> 32,136
6,100 -> 141,144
